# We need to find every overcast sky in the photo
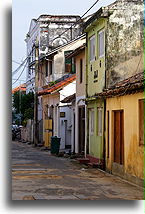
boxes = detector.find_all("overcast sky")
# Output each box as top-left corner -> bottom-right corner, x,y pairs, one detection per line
12,0 -> 116,88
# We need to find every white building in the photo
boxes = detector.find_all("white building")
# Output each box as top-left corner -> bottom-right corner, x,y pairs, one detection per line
25,15 -> 83,94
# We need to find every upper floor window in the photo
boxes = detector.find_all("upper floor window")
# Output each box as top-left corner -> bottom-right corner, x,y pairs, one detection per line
45,62 -> 48,77
64,50 -> 72,73
80,59 -> 83,83
98,29 -> 105,58
49,60 -> 53,75
90,35 -> 95,62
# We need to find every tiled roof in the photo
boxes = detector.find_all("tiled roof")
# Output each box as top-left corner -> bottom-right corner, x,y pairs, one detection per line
38,74 -> 76,96
61,93 -> 76,103
94,72 -> 144,98
12,84 -> 26,94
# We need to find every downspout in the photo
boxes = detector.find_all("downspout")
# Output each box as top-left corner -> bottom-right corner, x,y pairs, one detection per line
103,25 -> 107,171
85,32 -> 89,158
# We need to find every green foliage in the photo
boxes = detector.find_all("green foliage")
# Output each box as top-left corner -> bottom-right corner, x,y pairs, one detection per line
12,91 -> 34,123
24,108 -> 34,120
49,81 -> 56,87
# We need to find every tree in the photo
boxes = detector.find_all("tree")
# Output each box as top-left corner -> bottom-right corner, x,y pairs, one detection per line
12,91 -> 34,124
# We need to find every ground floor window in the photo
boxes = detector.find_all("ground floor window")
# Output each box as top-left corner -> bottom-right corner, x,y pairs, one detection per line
97,107 -> 103,136
90,109 -> 95,135
139,99 -> 144,146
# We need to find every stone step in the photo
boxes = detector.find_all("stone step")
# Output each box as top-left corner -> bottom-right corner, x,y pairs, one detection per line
76,158 -> 90,164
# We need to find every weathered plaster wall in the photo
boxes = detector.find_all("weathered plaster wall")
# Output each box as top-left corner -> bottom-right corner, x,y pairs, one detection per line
86,18 -> 107,97
76,50 -> 86,97
26,15 -> 83,92
42,93 -> 60,141
105,0 -> 144,87
50,38 -> 86,82
106,92 -> 144,185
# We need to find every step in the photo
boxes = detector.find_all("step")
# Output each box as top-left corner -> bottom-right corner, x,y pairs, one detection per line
76,158 -> 90,164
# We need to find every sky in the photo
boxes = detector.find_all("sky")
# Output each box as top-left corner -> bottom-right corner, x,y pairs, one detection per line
12,0 -> 116,89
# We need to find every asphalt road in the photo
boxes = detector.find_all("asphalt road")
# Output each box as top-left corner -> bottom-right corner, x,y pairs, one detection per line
12,141 -> 144,200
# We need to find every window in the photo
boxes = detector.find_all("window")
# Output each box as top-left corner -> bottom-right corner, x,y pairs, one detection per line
49,60 -> 52,75
98,29 -> 105,58
139,99 -> 144,145
90,109 -> 95,135
64,50 -> 72,73
90,35 -> 95,62
97,107 -> 103,136
72,57 -> 76,74
45,62 -> 48,77
80,59 -> 83,83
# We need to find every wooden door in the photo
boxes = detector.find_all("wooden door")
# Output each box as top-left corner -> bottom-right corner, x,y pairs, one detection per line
114,110 -> 124,165
78,106 -> 85,153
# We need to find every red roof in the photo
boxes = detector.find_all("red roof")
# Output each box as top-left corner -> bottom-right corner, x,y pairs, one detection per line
94,72 -> 144,98
38,74 -> 76,96
61,93 -> 76,103
12,84 -> 26,94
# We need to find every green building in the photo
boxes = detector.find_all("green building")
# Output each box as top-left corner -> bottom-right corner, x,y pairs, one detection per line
84,9 -> 107,168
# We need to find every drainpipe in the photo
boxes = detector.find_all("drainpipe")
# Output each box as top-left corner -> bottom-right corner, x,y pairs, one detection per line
103,29 -> 107,170
85,32 -> 88,158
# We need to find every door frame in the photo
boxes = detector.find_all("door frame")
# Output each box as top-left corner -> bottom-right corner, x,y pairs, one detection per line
113,109 -> 124,165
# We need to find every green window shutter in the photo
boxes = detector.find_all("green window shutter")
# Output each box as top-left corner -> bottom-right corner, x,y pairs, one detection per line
64,50 -> 73,73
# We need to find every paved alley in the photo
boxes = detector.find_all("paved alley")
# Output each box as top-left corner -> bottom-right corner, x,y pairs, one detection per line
12,141 -> 144,200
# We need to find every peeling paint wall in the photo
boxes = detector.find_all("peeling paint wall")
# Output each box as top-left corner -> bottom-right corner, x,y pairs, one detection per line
40,37 -> 85,86
105,0 -> 144,87
106,92 -> 144,186
25,15 -> 83,93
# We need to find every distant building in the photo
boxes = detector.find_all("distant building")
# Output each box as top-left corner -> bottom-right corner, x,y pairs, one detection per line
25,15 -> 83,93
12,83 -> 26,94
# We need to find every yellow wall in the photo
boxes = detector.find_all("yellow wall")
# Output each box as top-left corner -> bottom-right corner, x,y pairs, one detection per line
106,92 -> 144,180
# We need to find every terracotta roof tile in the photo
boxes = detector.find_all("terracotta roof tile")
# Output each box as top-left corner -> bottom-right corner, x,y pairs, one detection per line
12,84 -> 26,94
94,72 -> 144,98
38,74 -> 76,96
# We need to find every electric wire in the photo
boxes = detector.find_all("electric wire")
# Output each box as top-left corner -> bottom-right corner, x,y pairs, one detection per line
44,0 -> 100,45
12,59 -> 28,85
13,0 -> 101,86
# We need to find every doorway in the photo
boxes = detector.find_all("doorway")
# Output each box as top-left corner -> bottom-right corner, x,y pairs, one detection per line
78,106 -> 85,153
113,110 -> 124,165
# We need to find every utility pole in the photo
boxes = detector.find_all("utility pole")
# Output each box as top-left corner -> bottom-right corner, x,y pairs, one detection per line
34,37 -> 39,146
19,81 -> 22,125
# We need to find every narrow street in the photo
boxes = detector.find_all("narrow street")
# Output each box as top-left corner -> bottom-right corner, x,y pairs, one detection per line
12,141 -> 143,200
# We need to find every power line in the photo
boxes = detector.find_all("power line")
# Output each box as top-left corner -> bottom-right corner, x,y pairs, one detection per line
46,0 -> 100,45
12,59 -> 28,85
13,0 -> 100,86
12,60 -> 22,65
12,49 -> 34,75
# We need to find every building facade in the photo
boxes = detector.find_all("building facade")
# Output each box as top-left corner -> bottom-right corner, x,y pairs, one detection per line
25,15 -> 83,93
83,0 -> 143,168
96,72 -> 144,187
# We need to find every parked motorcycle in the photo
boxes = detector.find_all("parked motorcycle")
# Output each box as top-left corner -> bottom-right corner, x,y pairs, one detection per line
12,125 -> 21,141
